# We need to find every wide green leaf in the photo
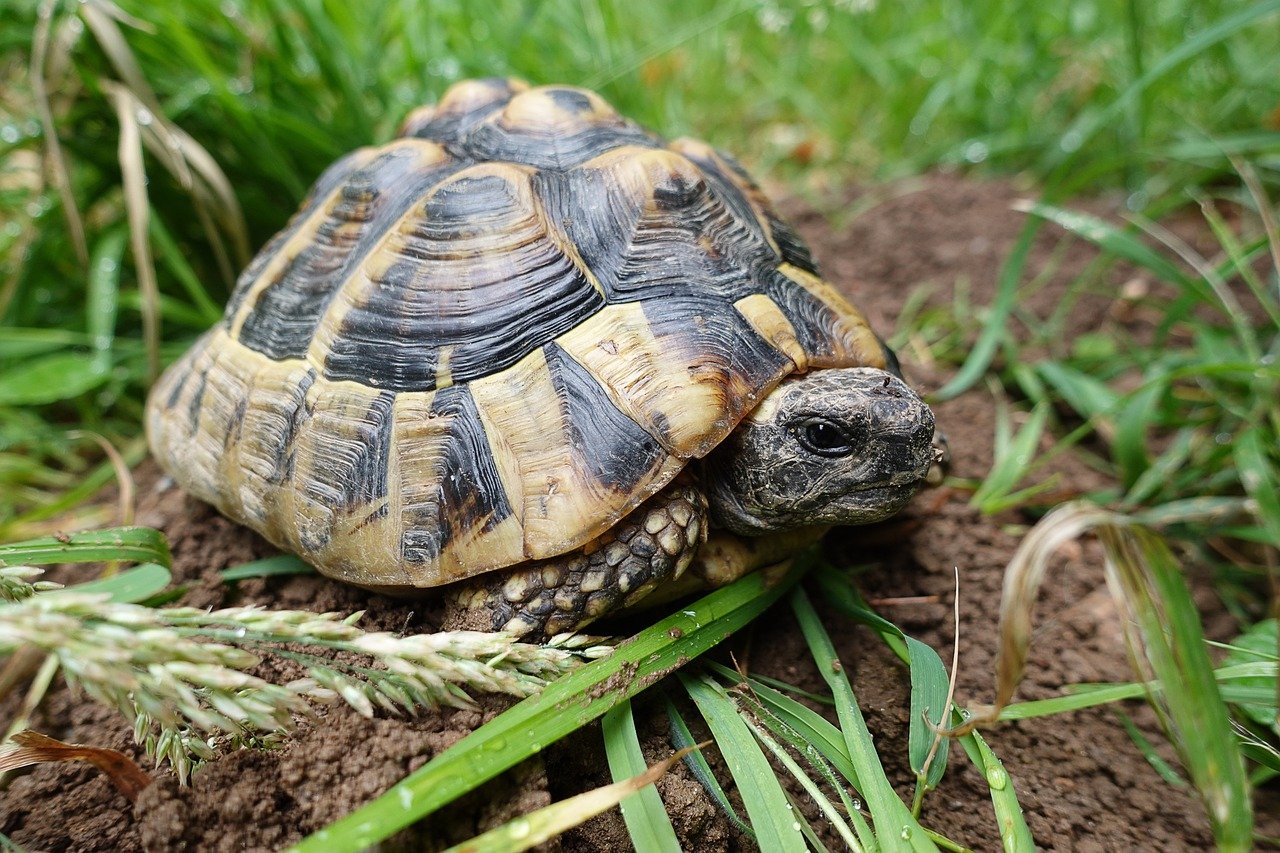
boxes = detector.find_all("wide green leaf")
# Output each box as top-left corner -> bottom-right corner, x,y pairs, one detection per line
0,353 -> 111,407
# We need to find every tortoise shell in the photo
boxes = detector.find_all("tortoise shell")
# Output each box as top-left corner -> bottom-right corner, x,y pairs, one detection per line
145,78 -> 887,589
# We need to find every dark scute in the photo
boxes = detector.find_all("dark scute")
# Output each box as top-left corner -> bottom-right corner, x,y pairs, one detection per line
224,397 -> 248,450
536,164 -> 774,305
237,147 -> 461,361
759,267 -> 847,361
403,387 -> 514,561
764,211 -> 820,274
321,172 -> 605,391
405,78 -> 521,148
639,296 -> 791,439
267,368 -> 316,486
708,147 -> 820,274
337,391 -> 396,512
463,123 -> 661,171
543,342 -> 663,491
877,334 -> 904,379
421,171 -> 517,226
671,147 -> 770,248
543,88 -> 597,113
185,362 -> 211,437
224,149 -> 373,326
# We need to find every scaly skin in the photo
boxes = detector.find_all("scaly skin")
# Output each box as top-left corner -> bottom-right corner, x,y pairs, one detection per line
454,480 -> 708,637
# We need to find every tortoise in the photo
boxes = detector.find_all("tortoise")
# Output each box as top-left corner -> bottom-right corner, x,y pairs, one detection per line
146,78 -> 944,638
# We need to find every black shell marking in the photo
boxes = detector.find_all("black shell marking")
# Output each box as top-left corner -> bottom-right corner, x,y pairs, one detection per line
320,168 -> 605,391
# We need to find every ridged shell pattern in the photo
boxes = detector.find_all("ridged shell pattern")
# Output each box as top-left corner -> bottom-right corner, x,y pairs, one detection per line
146,78 -> 885,588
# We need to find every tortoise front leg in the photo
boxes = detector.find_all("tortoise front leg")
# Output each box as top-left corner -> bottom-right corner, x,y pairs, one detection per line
451,480 -> 708,638
634,524 -> 828,610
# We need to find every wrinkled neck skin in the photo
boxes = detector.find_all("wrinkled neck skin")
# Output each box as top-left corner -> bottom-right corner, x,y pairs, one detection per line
702,367 -> 939,537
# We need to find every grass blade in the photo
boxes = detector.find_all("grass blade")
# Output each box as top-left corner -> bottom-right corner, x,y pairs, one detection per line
934,218 -> 1036,400
70,562 -> 171,604
30,0 -> 88,267
952,722 -> 1035,852
813,570 -> 951,788
741,708 -> 863,852
663,694 -> 755,840
1012,200 -> 1191,286
1114,710 -> 1188,787
289,560 -> 807,852
221,554 -> 315,581
442,743 -> 697,853
87,229 -> 127,375
790,587 -> 938,852
971,398 -> 1053,515
0,353 -> 110,406
0,527 -> 170,568
1234,431 -> 1280,547
1100,524 -> 1253,850
997,661 -> 1278,721
105,81 -> 161,381
737,673 -> 861,788
602,699 -> 681,853
681,674 -> 807,852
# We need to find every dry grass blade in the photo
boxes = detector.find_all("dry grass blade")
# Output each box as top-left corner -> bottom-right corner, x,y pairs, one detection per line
0,730 -> 151,801
917,567 -> 961,798
30,0 -> 87,267
952,501 -> 1116,730
167,126 -> 251,270
103,81 -> 160,381
81,1 -> 248,278
442,744 -> 702,853
79,1 -> 162,112
67,431 -> 135,527
1232,158 -> 1280,279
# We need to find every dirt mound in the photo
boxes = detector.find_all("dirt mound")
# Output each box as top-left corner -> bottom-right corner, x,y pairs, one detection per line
2,173 -> 1267,851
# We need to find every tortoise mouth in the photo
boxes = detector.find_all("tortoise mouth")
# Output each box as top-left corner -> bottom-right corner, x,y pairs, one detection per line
819,478 -> 927,525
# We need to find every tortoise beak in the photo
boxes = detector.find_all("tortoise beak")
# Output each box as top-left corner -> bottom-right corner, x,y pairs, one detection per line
924,430 -> 951,487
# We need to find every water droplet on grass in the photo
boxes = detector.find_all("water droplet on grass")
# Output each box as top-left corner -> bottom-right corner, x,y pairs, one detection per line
986,765 -> 1009,790
963,141 -> 989,163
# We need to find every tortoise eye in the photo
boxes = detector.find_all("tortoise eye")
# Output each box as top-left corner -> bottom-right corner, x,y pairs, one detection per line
795,418 -> 856,457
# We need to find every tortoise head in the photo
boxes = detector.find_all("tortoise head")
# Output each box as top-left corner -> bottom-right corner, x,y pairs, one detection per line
702,367 -> 942,536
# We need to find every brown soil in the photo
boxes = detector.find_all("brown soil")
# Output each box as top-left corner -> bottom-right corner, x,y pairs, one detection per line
3,173 -> 1275,851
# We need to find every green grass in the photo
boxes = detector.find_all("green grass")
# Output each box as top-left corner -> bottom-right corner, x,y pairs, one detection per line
1,0 -> 1279,849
